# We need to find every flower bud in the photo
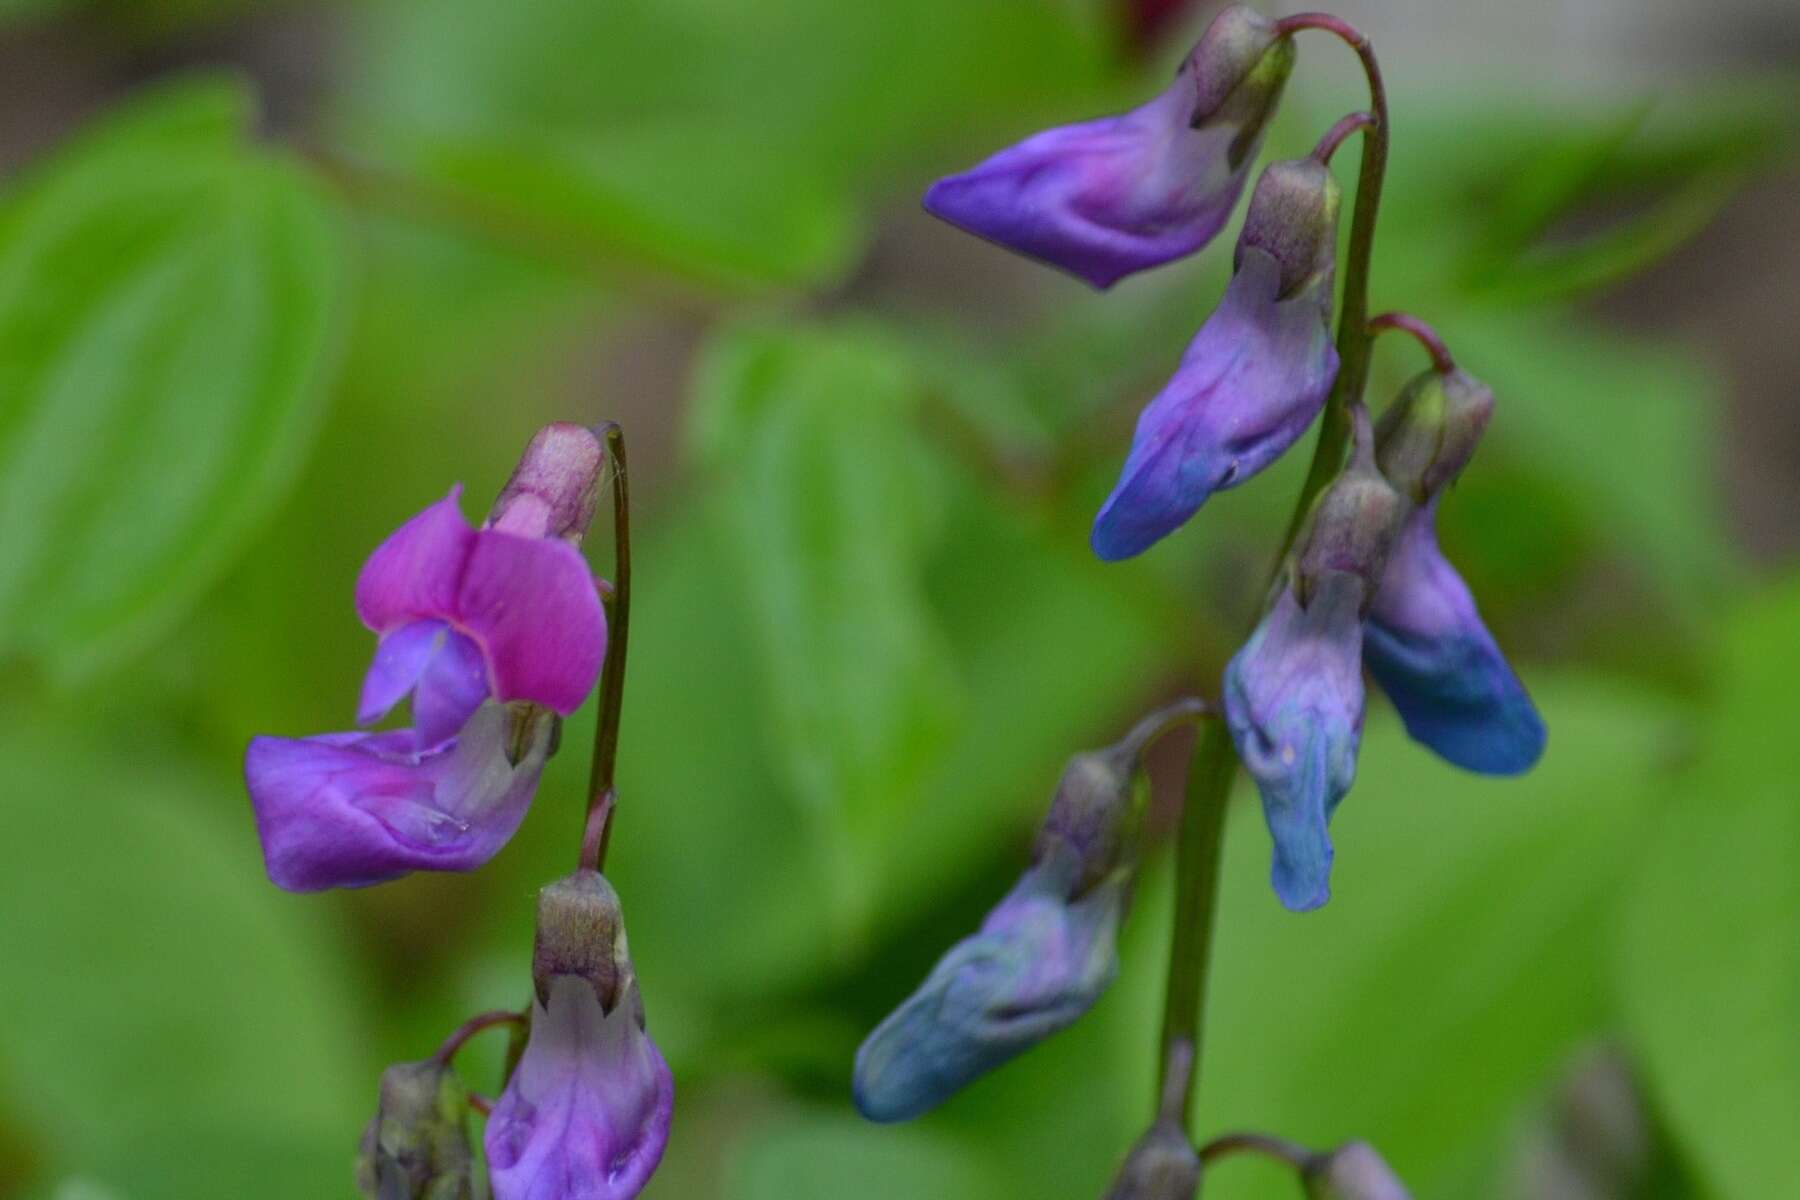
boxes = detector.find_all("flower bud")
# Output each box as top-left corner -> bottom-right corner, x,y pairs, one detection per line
1296,412 -> 1405,603
355,1060 -> 477,1200
532,868 -> 629,1014
1303,1142 -> 1413,1200
1374,368 -> 1495,502
1102,1122 -> 1202,1200
923,5 -> 1293,289
1237,158 -> 1342,302
488,422 -> 606,544
487,870 -> 673,1200
1034,747 -> 1138,894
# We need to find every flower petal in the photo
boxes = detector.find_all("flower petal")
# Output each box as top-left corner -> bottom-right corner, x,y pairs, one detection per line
411,626 -> 491,749
1224,573 -> 1366,912
853,846 -> 1125,1121
456,531 -> 606,717
485,976 -> 674,1200
1364,503 -> 1546,775
246,703 -> 550,892
357,618 -> 448,727
1091,248 -> 1339,560
355,490 -> 474,635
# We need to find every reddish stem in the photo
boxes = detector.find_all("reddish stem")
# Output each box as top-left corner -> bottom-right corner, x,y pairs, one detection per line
1369,311 -> 1457,373
1312,111 -> 1376,166
432,1010 -> 527,1067
1198,1132 -> 1314,1169
467,1093 -> 494,1117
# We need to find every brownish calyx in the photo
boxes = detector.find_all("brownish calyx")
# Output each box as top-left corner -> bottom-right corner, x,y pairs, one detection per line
532,869 -> 634,1014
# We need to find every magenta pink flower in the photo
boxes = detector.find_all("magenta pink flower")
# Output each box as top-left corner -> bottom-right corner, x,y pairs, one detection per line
247,425 -> 608,892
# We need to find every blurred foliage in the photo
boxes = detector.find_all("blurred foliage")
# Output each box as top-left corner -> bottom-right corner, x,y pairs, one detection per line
0,0 -> 1796,1197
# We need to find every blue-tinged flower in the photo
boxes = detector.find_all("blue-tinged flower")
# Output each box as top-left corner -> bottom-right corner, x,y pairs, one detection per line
356,1059 -> 478,1199
1225,571 -> 1368,912
1363,500 -> 1545,775
486,872 -> 673,1200
853,839 -> 1128,1122
1091,157 -> 1341,560
246,423 -> 608,892
923,5 -> 1293,288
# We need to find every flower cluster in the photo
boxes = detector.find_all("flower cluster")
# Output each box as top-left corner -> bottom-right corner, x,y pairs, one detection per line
246,423 -> 673,1200
923,3 -> 1542,914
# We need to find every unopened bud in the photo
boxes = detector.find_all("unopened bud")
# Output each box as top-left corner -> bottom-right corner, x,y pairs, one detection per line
1035,748 -> 1138,894
1375,369 -> 1495,501
488,422 -> 605,544
354,1060 -> 476,1200
1237,158 -> 1342,300
1304,1142 -> 1413,1200
1187,5 -> 1296,164
531,869 -> 632,1015
1297,411 -> 1404,601
1103,1122 -> 1202,1200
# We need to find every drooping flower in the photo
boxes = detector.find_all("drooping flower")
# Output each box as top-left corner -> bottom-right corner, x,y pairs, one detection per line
853,747 -> 1142,1121
486,871 -> 673,1200
1091,156 -> 1342,560
1225,415 -> 1402,911
1364,500 -> 1546,775
246,424 -> 608,892
355,1059 -> 478,1200
1224,572 -> 1367,912
924,5 -> 1293,289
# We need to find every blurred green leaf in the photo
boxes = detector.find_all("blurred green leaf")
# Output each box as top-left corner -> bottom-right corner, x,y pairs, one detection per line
0,722 -> 365,1186
1618,580 -> 1800,1196
723,1111 -> 1004,1200
339,0 -> 1105,289
689,324 -> 964,936
0,75 -> 349,680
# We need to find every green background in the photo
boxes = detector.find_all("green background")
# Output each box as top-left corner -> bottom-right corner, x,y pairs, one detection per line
0,0 -> 1796,1196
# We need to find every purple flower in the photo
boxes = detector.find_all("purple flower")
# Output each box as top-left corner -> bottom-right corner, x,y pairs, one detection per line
247,425 -> 608,892
1364,500 -> 1545,775
923,5 -> 1293,288
1091,158 -> 1341,560
853,841 -> 1127,1121
486,872 -> 673,1200
1225,572 -> 1368,912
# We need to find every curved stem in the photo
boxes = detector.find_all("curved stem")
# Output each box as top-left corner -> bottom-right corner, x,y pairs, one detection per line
582,423 -> 632,872
1116,696 -> 1213,762
1311,111 -> 1375,166
1369,311 -> 1456,374
1198,1131 -> 1314,1170
432,1009 -> 527,1067
1154,11 -> 1393,1128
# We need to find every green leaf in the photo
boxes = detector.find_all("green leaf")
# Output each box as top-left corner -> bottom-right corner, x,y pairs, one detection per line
688,324 -> 965,936
1617,580 -> 1800,1196
0,723 -> 365,1181
0,76 -> 349,680
339,0 -> 1105,289
724,1111 -> 1005,1200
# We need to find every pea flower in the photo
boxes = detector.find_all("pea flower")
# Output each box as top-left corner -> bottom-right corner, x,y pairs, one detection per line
1091,156 -> 1342,560
485,871 -> 674,1200
1224,418 -> 1401,911
923,5 -> 1293,289
246,424 -> 608,892
1365,368 -> 1545,774
854,748 -> 1139,1121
